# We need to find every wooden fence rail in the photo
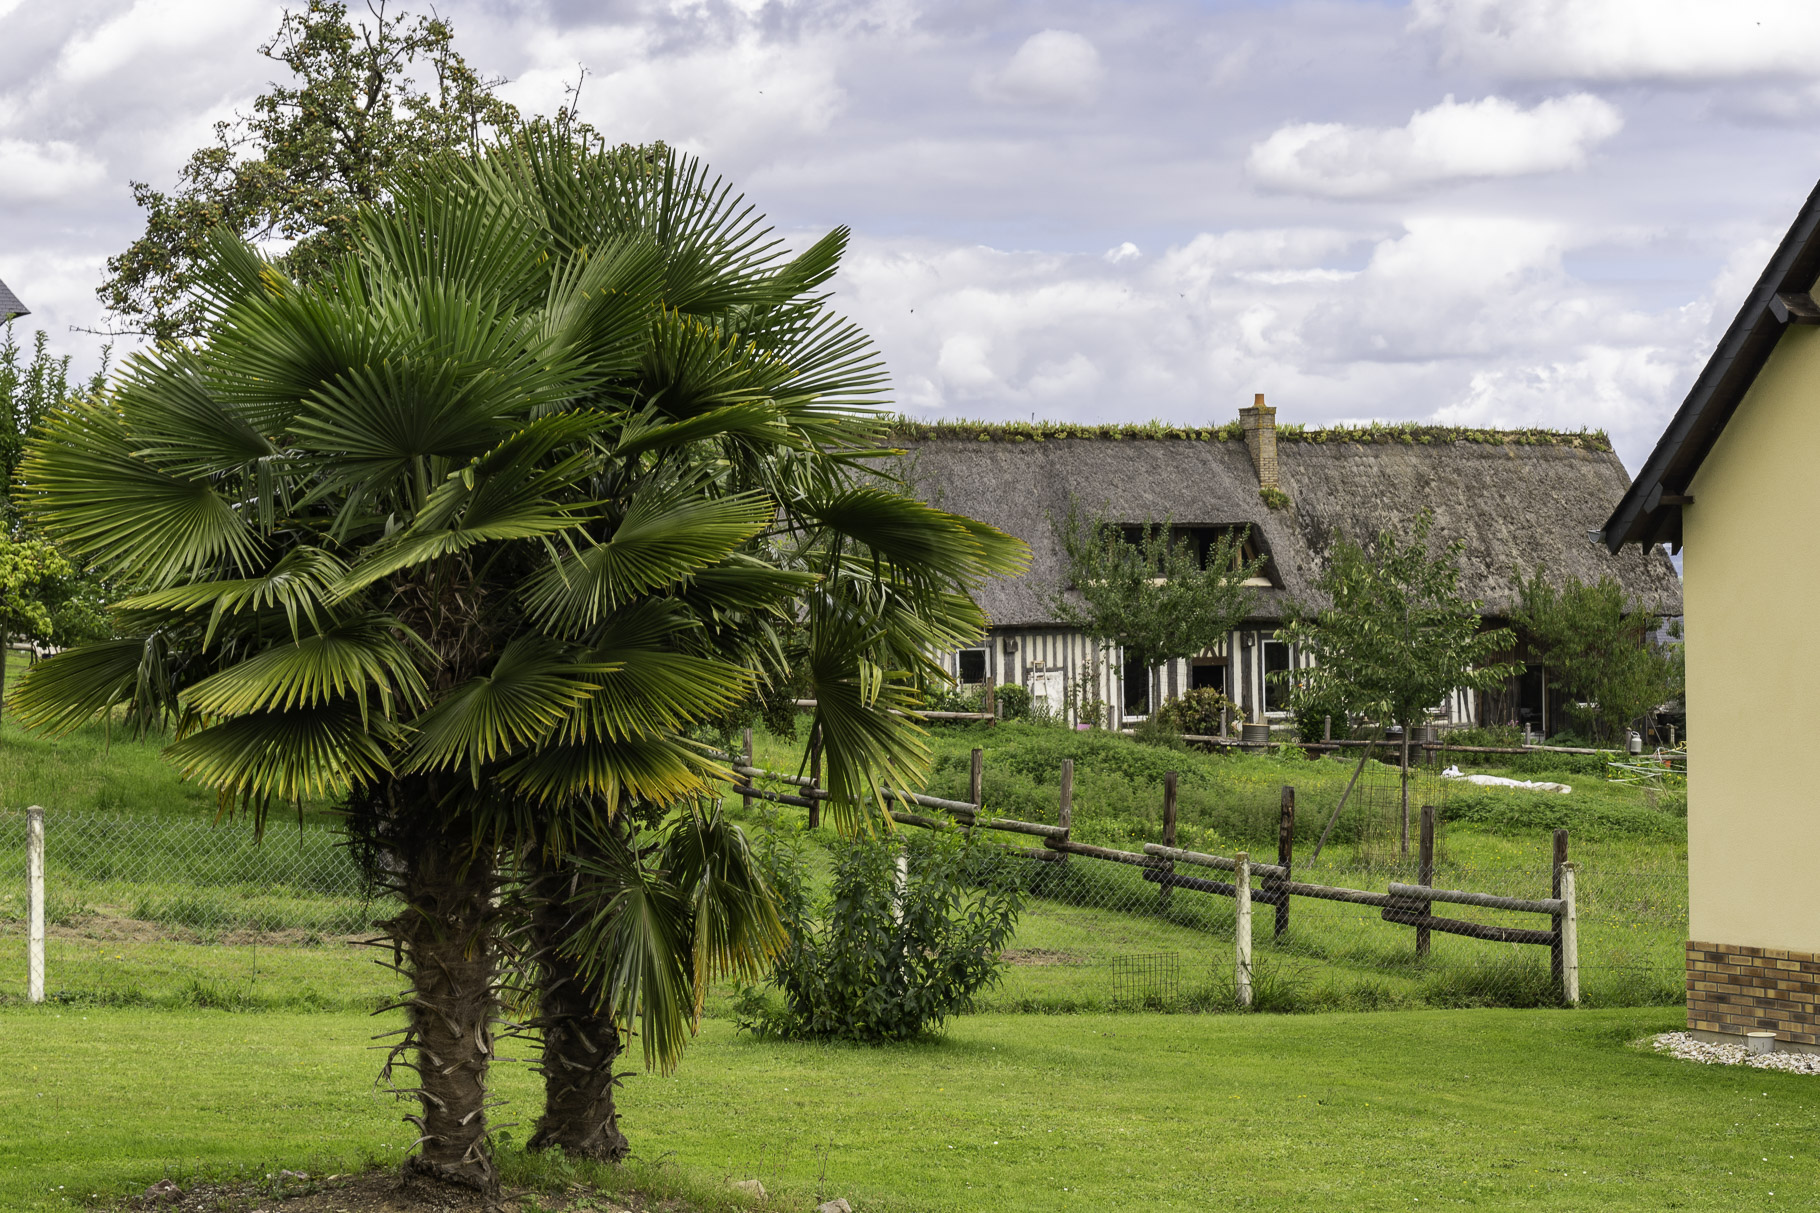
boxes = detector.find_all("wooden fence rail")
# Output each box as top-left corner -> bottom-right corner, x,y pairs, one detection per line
717,742 -> 1581,1005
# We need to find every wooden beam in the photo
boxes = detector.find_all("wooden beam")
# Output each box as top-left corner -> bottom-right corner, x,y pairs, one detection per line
1771,291 -> 1820,325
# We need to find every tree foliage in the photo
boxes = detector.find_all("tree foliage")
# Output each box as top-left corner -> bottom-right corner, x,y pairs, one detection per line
1275,513 -> 1518,731
1512,567 -> 1682,743
1048,497 -> 1263,671
17,131 -> 1024,1187
0,327 -> 113,658
742,825 -> 1025,1042
98,0 -> 521,341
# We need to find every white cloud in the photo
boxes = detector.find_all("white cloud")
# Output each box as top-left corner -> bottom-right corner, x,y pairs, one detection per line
976,30 -> 1105,106
1104,241 -> 1141,263
0,138 -> 106,200
55,0 -> 267,85
834,212 -> 1714,465
1248,93 -> 1623,198
505,23 -> 846,154
1411,0 -> 1820,82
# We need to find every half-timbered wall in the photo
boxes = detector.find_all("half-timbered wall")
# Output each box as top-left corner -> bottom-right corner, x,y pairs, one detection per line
939,626 -> 1479,729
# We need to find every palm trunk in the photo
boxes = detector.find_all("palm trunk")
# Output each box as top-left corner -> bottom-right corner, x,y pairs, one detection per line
377,818 -> 502,1195
525,834 -> 630,1162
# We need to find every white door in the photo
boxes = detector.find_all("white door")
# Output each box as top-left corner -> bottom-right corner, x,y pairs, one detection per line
1030,667 -> 1066,718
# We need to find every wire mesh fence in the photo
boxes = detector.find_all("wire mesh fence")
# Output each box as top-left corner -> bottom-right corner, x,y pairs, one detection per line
3,741 -> 1690,1016
0,809 -> 388,1008
966,846 -> 1685,1013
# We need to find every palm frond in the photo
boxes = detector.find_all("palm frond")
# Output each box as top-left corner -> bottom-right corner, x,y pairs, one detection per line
9,637 -> 177,736
401,636 -> 607,782
522,487 -> 775,635
559,827 -> 698,1074
662,807 -> 786,1014
163,701 -> 397,827
20,396 -> 265,587
500,731 -> 722,808
182,612 -> 427,723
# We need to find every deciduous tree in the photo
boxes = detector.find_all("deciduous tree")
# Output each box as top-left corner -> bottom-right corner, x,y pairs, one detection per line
97,0 -> 519,342
1049,499 -> 1263,717
1512,567 -> 1682,744
1276,513 -> 1518,852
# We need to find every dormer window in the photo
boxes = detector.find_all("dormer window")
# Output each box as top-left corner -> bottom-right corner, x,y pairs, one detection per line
1115,523 -> 1280,588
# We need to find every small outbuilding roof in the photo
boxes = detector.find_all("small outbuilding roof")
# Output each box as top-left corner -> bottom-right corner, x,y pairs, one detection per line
0,276 -> 27,321
1601,176 -> 1820,553
897,422 -> 1683,629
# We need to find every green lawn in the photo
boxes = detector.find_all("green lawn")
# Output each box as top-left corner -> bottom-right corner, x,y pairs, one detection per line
3,1005 -> 1815,1212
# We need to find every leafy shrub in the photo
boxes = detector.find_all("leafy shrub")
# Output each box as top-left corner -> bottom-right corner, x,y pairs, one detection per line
994,683 -> 1033,720
743,827 -> 1026,1042
1154,688 -> 1245,735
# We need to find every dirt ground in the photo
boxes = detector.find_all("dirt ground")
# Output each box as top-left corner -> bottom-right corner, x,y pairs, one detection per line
116,1170 -> 696,1213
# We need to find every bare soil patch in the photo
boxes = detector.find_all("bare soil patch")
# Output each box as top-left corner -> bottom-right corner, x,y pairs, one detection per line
999,948 -> 1083,966
112,1170 -> 698,1213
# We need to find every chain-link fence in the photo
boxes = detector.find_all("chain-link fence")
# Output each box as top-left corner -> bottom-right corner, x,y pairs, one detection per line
5,744 -> 1689,1016
0,809 -> 387,1008
740,744 -> 1689,1014
968,847 -> 1685,1013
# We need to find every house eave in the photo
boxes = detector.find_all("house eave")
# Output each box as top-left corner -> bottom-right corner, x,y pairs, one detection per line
1603,176 -> 1820,553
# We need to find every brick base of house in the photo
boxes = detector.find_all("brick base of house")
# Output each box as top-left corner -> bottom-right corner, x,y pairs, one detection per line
1687,941 -> 1820,1045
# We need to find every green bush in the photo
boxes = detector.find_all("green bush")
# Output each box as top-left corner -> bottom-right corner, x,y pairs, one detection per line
1154,687 -> 1244,735
743,827 -> 1026,1042
994,683 -> 1033,720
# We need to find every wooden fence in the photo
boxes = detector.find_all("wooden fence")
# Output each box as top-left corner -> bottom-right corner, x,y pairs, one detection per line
719,731 -> 1581,1006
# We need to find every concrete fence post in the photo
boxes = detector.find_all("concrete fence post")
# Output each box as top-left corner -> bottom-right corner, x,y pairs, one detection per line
1235,851 -> 1253,1008
27,806 -> 44,1004
1560,861 -> 1579,1006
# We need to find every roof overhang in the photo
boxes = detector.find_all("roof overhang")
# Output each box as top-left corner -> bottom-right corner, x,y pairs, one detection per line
0,276 -> 27,322
1600,177 -> 1820,554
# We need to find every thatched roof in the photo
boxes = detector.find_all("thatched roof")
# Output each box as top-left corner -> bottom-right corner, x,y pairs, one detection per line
895,423 -> 1682,628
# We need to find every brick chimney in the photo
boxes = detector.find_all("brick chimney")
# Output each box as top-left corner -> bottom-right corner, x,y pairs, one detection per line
1239,393 -> 1279,491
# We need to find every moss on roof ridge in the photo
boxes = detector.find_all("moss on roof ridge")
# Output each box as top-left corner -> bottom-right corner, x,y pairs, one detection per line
887,416 -> 1612,451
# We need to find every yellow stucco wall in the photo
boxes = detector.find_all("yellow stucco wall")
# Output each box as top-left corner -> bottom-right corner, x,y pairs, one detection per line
1684,325 -> 1820,951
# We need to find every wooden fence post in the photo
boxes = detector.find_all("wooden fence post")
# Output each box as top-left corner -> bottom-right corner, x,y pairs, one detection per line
1416,804 -> 1435,957
1058,759 -> 1073,868
1235,851 -> 1253,1007
970,748 -> 984,807
740,728 -> 753,815
27,805 -> 43,1005
1550,828 -> 1568,990
1323,716 -> 1332,743
1560,861 -> 1579,1005
1273,787 -> 1294,940
1159,771 -> 1178,910
806,724 -> 823,830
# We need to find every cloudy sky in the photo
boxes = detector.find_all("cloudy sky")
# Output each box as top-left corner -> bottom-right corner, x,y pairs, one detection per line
5,0 -> 1820,470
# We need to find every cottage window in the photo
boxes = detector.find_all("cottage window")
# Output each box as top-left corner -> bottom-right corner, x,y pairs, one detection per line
1263,640 -> 1291,713
958,648 -> 988,684
1191,658 -> 1227,693
1122,652 -> 1151,717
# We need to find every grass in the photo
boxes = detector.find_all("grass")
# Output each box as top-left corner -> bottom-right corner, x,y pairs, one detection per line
0,714 -> 1687,1015
5,1004 -> 1818,1211
735,720 -> 1689,1013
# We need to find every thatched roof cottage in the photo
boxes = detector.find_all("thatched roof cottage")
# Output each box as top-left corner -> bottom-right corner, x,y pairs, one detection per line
898,398 -> 1681,731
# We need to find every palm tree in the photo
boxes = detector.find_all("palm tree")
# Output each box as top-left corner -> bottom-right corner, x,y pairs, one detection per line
12,132 -> 1023,1190
452,133 -> 1025,1159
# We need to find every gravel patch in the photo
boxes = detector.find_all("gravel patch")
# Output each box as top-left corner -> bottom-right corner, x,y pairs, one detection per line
1650,1031 -> 1820,1074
